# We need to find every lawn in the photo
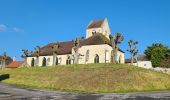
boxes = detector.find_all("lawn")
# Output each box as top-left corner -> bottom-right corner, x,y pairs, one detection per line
0,63 -> 170,93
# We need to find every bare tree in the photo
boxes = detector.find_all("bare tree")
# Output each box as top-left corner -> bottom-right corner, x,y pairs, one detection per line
51,44 -> 59,66
1,52 -> 8,69
109,33 -> 124,63
34,46 -> 40,66
73,38 -> 80,64
127,40 -> 138,65
21,49 -> 31,66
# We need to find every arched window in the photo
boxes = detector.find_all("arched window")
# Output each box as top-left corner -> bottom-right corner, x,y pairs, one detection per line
66,56 -> 71,65
92,30 -> 96,35
42,57 -> 47,66
31,58 -> 35,67
56,57 -> 58,65
85,50 -> 89,62
94,54 -> 99,63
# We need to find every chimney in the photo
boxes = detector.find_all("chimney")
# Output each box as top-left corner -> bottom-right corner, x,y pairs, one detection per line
13,56 -> 16,62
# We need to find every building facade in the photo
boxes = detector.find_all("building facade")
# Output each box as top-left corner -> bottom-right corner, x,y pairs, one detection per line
26,18 -> 125,66
125,54 -> 152,69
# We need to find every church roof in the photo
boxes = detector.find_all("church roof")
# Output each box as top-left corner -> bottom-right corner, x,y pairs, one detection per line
87,19 -> 104,29
30,34 -> 123,57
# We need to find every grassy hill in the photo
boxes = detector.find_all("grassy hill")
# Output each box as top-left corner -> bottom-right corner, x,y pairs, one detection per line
0,63 -> 170,93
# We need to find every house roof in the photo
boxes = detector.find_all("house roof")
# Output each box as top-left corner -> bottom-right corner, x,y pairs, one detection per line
125,55 -> 150,63
87,19 -> 104,29
29,34 -> 124,57
6,61 -> 24,68
125,58 -> 137,63
137,54 -> 149,61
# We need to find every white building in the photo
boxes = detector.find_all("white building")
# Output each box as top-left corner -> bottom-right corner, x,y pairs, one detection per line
125,54 -> 152,69
26,18 -> 125,66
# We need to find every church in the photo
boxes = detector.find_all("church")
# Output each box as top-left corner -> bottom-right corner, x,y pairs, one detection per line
26,18 -> 125,66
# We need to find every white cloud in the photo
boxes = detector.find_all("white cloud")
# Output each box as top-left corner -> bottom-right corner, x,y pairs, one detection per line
0,24 -> 7,32
12,27 -> 23,32
0,24 -> 24,33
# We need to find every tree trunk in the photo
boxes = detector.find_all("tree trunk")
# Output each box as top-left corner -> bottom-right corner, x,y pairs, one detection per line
75,50 -> 78,64
53,54 -> 57,66
131,54 -> 134,65
114,48 -> 118,64
36,57 -> 39,66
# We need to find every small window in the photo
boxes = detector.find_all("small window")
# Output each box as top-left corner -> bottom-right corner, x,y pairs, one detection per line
31,58 -> 35,67
144,64 -> 147,66
92,30 -> 96,35
94,54 -> 99,63
56,57 -> 58,65
66,56 -> 71,65
42,57 -> 47,66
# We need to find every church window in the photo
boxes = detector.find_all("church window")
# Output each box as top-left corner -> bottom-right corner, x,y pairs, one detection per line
56,57 -> 58,65
94,54 -> 99,63
66,56 -> 71,65
42,57 -> 47,66
92,30 -> 96,35
31,58 -> 35,67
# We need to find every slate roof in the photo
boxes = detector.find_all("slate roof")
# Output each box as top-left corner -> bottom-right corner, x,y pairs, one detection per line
29,34 -> 124,57
137,54 -> 149,61
6,61 -> 24,68
125,58 -> 137,63
87,19 -> 104,29
125,55 -> 150,63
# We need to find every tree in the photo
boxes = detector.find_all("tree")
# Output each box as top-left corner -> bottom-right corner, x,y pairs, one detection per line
51,44 -> 59,66
109,33 -> 124,63
127,40 -> 138,65
73,38 -> 80,64
34,46 -> 40,66
1,52 -> 8,69
144,43 -> 170,67
21,49 -> 31,66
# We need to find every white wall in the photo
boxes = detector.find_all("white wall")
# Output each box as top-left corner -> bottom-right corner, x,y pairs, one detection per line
126,61 -> 152,69
26,44 -> 125,66
137,61 -> 152,69
73,44 -> 125,64
26,54 -> 72,66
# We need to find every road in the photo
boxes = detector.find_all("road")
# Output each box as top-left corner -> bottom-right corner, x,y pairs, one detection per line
0,83 -> 170,100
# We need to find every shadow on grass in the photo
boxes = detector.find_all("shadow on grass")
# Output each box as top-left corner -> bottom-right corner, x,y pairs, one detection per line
0,74 -> 10,81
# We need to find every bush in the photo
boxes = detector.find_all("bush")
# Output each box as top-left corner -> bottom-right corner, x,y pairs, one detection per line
160,56 -> 170,68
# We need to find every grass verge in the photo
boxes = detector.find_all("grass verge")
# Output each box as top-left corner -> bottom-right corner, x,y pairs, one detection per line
0,63 -> 170,93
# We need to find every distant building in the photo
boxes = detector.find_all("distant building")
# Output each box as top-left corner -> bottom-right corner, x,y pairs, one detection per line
6,61 -> 24,68
125,54 -> 152,69
26,18 -> 125,66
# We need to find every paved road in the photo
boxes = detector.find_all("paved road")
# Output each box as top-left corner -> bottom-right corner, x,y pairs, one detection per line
0,83 -> 170,100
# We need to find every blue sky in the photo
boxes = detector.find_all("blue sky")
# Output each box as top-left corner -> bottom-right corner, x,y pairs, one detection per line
0,0 -> 170,60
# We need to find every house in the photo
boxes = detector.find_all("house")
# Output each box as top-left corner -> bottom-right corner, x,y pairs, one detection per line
26,18 -> 125,66
125,54 -> 152,69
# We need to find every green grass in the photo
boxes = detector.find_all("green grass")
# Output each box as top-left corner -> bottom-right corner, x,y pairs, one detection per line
1,63 -> 170,93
